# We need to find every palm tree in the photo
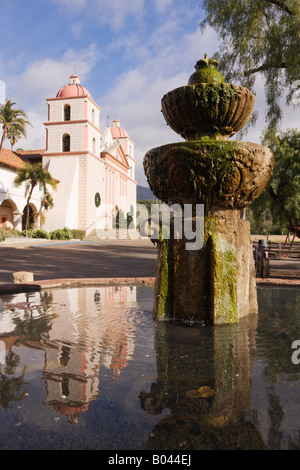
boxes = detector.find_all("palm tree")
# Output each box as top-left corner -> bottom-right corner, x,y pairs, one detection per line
7,123 -> 24,150
32,190 -> 55,229
14,163 -> 56,235
0,99 -> 31,153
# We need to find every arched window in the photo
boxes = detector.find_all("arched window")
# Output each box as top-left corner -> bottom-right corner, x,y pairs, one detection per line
92,109 -> 95,124
64,104 -> 71,121
92,137 -> 96,155
62,133 -> 70,152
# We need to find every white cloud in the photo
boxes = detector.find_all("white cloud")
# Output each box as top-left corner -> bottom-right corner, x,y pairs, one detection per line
96,0 -> 145,29
100,25 -> 220,185
51,0 -> 146,29
71,23 -> 83,38
50,0 -> 87,11
153,0 -> 174,14
10,43 -> 97,103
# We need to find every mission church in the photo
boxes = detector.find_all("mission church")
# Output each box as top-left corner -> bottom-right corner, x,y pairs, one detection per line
0,74 -> 137,235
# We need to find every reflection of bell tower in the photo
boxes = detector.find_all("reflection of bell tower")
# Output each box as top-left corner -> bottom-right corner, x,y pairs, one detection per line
41,285 -> 137,424
43,342 -> 101,425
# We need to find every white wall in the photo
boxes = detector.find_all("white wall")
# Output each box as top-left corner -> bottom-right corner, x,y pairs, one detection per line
0,166 -> 43,231
42,156 -> 79,231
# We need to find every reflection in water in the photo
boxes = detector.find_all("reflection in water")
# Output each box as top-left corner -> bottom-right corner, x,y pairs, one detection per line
0,286 -> 139,428
140,314 -> 266,450
0,285 -> 299,449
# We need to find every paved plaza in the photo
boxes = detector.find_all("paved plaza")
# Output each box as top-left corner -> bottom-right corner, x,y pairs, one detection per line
0,237 -> 299,290
0,239 -> 157,285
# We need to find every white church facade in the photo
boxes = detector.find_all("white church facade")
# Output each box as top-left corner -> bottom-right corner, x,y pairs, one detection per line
0,74 -> 137,235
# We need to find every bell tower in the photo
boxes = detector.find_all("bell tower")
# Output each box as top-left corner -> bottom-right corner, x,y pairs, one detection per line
44,74 -> 102,156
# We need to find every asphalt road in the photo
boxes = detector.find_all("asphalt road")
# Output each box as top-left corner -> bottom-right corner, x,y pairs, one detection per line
0,239 -> 157,284
0,238 -> 299,285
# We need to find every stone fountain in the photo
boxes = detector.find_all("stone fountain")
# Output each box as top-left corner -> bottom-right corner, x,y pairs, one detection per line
143,54 -> 274,325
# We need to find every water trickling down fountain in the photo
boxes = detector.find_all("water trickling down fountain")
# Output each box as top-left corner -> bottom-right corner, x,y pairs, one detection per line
143,54 -> 274,325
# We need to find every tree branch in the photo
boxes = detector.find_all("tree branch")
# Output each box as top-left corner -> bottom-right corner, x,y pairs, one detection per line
244,61 -> 286,76
265,0 -> 293,15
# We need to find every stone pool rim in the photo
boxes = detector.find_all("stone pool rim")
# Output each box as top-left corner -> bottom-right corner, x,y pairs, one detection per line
0,276 -> 298,296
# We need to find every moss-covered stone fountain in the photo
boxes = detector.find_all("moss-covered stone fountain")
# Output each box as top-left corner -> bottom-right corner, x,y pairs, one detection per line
143,54 -> 274,325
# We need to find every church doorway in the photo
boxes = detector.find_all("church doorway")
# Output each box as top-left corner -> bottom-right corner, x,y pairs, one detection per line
0,199 -> 18,229
22,203 -> 38,231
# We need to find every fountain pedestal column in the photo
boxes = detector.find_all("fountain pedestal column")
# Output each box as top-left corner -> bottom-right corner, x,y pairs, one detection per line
144,55 -> 273,324
153,209 -> 257,324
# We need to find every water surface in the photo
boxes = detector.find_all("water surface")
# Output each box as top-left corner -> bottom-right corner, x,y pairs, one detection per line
0,284 -> 300,450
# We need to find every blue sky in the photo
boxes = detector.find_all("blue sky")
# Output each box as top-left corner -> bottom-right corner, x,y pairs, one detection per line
0,0 -> 299,186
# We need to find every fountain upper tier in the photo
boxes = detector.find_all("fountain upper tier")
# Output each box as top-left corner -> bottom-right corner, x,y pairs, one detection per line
161,54 -> 255,141
143,55 -> 274,323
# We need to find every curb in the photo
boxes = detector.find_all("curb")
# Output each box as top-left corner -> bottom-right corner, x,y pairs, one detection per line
256,278 -> 300,286
0,277 -> 156,295
0,276 -> 299,296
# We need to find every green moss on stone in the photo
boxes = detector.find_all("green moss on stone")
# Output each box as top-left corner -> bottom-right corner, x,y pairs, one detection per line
210,232 -> 238,324
172,140 -> 240,208
156,239 -> 173,319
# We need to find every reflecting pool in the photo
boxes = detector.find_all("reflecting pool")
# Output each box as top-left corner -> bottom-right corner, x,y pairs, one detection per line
0,284 -> 300,450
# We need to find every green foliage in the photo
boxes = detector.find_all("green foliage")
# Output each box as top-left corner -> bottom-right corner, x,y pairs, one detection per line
248,128 -> 300,234
14,162 -> 56,235
14,162 -> 56,197
32,229 -> 50,239
50,227 -> 73,240
126,213 -> 134,229
0,227 -> 21,240
201,0 -> 300,132
19,227 -> 80,240
0,99 -> 31,152
115,209 -> 135,229
71,229 -> 85,240
21,229 -> 32,237
247,205 -> 283,234
137,199 -> 159,213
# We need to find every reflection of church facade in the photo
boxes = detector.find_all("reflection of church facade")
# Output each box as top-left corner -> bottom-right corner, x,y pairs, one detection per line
0,74 -> 137,234
0,285 -> 136,424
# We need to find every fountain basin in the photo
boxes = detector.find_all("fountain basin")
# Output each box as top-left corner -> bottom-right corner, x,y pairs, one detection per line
161,84 -> 255,140
0,283 -> 300,450
144,140 -> 273,210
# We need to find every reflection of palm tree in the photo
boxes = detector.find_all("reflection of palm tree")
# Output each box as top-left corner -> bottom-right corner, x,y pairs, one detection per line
0,350 -> 27,411
13,310 -> 55,343
11,293 -> 55,344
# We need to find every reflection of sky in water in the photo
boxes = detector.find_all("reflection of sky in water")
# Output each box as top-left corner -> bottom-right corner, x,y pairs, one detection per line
0,285 -> 299,449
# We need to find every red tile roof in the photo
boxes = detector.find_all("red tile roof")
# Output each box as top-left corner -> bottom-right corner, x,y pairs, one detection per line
0,148 -> 44,170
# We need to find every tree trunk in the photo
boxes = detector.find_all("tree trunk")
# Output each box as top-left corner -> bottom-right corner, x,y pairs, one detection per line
25,187 -> 34,236
0,128 -> 7,153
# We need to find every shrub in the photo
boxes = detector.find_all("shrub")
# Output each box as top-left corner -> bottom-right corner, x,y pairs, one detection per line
71,229 -> 85,240
127,213 -> 134,229
21,229 -> 33,238
32,229 -> 50,239
0,227 -> 21,238
50,227 -> 73,240
62,227 -> 73,239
